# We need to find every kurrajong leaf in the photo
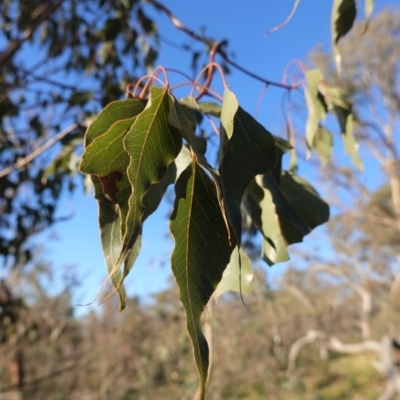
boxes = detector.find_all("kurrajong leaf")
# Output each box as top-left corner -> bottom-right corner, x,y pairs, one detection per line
80,99 -> 146,308
219,88 -> 277,246
110,87 -> 182,307
170,159 -> 235,400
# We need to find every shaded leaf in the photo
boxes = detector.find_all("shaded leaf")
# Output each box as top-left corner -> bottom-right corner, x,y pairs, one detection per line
246,170 -> 329,266
219,88 -> 277,245
333,106 -> 363,170
331,0 -> 356,72
245,178 -> 290,264
170,160 -> 235,400
196,101 -> 222,117
168,97 -> 206,156
142,145 -> 192,220
91,175 -> 141,309
332,0 -> 357,44
214,247 -> 253,300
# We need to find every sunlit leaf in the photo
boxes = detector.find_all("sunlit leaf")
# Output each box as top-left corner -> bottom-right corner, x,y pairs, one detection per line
84,99 -> 146,146
219,88 -> 277,246
111,87 -> 182,306
170,160 -> 235,400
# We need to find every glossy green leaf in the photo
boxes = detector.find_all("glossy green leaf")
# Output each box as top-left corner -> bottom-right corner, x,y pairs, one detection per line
219,88 -> 277,245
170,160 -> 235,400
214,247 -> 253,301
113,87 -> 182,301
84,99 -> 146,146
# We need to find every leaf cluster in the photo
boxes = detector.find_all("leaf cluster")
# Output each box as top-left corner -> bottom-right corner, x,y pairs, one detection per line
80,83 -> 329,397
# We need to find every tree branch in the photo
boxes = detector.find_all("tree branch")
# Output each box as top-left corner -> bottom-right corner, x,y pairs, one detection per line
146,0 -> 300,90
0,123 -> 79,178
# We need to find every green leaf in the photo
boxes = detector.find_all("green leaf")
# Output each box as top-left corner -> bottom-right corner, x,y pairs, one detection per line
84,99 -> 146,146
169,97 -> 228,232
80,99 -> 147,310
142,145 -> 192,220
333,106 -> 363,170
313,125 -> 333,166
214,247 -> 253,301
246,171 -> 329,266
304,69 -> 326,149
331,0 -> 356,72
91,176 -> 141,310
168,97 -> 206,156
170,160 -> 235,400
332,0 -> 357,44
113,87 -> 182,302
219,88 -> 277,246
80,117 -> 136,177
197,101 -> 222,117
245,178 -> 289,264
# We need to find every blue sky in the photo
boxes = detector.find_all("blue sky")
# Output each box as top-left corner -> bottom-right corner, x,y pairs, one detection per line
31,0 -> 397,312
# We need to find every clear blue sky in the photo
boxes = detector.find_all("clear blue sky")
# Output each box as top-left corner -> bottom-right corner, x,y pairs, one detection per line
35,0 -> 397,312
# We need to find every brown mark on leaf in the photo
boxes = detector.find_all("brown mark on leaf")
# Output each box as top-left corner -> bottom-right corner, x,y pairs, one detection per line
98,171 -> 123,204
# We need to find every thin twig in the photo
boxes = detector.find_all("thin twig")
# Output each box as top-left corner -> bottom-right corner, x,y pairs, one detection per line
147,0 -> 299,91
0,123 -> 79,178
266,0 -> 302,35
